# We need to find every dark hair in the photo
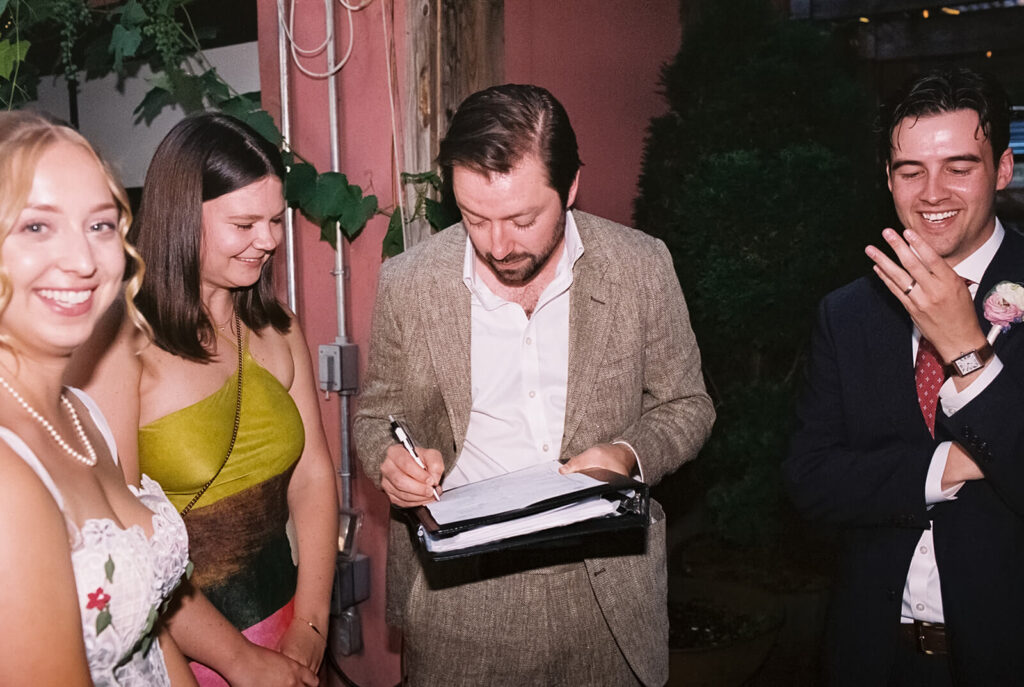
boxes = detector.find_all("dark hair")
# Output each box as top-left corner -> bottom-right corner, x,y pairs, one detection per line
130,112 -> 290,362
878,66 -> 1011,168
437,84 -> 582,207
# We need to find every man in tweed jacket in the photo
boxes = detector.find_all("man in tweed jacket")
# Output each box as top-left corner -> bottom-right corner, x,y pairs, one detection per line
353,84 -> 713,686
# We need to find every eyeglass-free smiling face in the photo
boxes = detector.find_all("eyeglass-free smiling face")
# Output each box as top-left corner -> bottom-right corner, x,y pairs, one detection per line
198,175 -> 284,299
887,108 -> 1014,266
1,141 -> 125,359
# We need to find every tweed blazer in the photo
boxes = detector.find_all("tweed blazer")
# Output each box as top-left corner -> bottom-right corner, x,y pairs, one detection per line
353,211 -> 714,686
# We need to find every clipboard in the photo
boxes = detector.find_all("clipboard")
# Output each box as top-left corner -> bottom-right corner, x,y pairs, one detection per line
408,461 -> 650,561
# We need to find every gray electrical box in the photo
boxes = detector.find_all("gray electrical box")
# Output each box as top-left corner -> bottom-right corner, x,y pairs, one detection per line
318,342 -> 359,395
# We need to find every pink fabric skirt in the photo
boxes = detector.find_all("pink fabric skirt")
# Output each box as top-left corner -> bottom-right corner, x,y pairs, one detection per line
190,597 -> 295,686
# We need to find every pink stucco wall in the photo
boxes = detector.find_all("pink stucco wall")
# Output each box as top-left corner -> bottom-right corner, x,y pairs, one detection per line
257,2 -> 681,685
505,0 -> 682,226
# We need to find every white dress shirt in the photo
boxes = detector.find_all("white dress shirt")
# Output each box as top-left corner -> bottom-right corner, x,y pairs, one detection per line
443,212 -> 586,489
902,219 -> 1006,623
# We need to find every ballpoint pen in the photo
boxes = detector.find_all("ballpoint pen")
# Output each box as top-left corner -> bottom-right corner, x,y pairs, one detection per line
389,414 -> 440,501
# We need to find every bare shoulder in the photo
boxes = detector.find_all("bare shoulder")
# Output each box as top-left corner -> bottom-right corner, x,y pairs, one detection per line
0,442 -> 69,554
0,443 -> 93,686
66,297 -> 144,389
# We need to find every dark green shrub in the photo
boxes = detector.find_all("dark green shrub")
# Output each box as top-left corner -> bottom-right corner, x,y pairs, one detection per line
637,0 -> 883,546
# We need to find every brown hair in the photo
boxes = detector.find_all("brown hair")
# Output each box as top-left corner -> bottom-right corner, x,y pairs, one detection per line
130,112 -> 290,363
437,84 -> 582,208
879,66 -> 1011,169
0,110 -> 147,346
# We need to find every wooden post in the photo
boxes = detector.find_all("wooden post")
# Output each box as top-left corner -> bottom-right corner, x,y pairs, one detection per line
401,0 -> 503,248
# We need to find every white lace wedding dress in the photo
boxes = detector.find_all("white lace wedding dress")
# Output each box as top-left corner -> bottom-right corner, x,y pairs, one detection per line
0,389 -> 190,686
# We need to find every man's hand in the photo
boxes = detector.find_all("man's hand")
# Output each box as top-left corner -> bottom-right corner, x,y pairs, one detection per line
942,442 -> 985,491
559,443 -> 637,477
380,443 -> 444,507
866,228 -> 988,386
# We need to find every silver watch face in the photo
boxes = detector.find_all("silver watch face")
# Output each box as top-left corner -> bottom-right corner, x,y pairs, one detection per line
954,352 -> 983,375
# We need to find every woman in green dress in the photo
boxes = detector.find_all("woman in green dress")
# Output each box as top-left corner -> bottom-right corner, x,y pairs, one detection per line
75,113 -> 338,686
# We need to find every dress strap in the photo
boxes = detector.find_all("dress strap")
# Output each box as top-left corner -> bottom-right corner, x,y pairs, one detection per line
0,427 -> 65,509
66,387 -> 120,467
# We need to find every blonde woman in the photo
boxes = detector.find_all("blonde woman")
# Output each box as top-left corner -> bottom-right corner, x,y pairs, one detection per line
0,111 -> 193,685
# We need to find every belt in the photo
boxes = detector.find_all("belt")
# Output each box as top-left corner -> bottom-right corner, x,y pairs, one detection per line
898,620 -> 948,655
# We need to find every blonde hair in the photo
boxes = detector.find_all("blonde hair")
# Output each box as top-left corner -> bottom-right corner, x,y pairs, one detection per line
0,110 -> 150,342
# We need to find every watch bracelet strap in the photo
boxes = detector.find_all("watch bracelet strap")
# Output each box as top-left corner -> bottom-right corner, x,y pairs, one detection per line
942,341 -> 994,377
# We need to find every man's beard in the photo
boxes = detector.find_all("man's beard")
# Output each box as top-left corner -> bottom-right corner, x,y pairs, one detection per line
482,215 -> 566,287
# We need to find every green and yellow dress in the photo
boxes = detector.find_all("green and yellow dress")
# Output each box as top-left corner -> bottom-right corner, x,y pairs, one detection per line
139,334 -> 304,685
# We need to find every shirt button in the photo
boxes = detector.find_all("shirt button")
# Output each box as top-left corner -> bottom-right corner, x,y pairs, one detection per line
916,603 -> 925,611
542,444 -> 549,452
919,546 -> 928,554
525,337 -> 532,345
529,390 -> 536,398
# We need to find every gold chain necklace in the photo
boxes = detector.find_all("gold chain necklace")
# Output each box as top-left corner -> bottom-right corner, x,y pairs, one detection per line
0,375 -> 97,466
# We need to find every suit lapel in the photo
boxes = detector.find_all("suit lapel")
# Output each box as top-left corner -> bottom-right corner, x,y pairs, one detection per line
864,281 -> 928,440
976,227 -> 1024,355
561,214 -> 615,455
417,227 -> 472,460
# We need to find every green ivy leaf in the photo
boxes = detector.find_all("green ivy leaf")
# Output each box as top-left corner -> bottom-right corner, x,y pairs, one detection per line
238,90 -> 262,107
425,197 -> 460,232
198,68 -> 230,105
133,85 -> 173,124
339,194 -> 377,241
110,25 -> 142,72
382,210 -> 404,257
285,162 -> 318,208
167,70 -> 206,114
117,0 -> 148,27
185,560 -> 194,579
239,109 -> 282,146
140,634 -> 153,656
304,172 -> 348,219
105,556 -> 115,582
96,609 -> 112,635
218,93 -> 258,119
0,39 -> 30,82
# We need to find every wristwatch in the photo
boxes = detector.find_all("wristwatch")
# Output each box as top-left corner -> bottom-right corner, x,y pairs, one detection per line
944,343 -> 994,377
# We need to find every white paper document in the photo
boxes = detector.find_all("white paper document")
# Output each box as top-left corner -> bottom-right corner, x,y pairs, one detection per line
421,494 -> 623,553
426,460 -> 606,526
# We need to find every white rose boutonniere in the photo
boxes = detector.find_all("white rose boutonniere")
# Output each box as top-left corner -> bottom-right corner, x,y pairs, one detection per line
983,280 -> 1024,344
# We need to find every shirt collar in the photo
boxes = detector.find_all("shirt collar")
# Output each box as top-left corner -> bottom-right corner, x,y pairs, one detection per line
954,218 -> 1004,284
462,209 -> 586,306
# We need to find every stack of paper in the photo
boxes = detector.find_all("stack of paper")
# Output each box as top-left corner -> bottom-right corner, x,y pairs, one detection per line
412,460 -> 648,560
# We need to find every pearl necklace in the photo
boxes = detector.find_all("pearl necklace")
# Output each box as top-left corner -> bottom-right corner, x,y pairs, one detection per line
0,375 -> 97,467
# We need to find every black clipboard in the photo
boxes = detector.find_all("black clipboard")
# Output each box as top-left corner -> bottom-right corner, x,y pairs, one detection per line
409,465 -> 650,561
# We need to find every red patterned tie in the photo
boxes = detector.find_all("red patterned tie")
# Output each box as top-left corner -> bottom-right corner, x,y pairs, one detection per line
915,337 -> 945,436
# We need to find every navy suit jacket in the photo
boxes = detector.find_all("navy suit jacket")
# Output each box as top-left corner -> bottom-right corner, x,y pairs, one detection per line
785,227 -> 1024,686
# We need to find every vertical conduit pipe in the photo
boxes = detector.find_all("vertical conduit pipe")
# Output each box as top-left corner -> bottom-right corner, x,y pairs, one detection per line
325,0 -> 353,513
277,0 -> 298,312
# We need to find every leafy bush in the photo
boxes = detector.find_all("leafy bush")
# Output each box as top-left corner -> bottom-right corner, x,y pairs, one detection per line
636,0 -> 883,546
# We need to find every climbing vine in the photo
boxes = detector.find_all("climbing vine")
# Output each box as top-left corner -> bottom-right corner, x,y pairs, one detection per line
0,0 -> 377,246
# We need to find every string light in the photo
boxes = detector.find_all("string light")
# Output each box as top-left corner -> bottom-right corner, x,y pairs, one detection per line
922,9 -> 930,18
941,7 -> 961,14
859,16 -> 870,23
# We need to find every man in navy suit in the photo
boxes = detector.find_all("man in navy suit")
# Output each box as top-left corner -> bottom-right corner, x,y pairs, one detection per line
785,67 -> 1022,686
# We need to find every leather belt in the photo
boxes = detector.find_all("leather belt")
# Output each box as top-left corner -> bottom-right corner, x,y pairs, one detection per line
899,620 -> 948,655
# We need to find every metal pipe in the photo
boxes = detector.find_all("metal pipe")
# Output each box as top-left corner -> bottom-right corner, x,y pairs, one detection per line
325,0 -> 353,512
277,0 -> 298,312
